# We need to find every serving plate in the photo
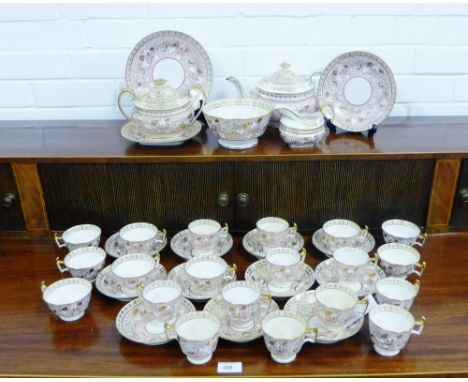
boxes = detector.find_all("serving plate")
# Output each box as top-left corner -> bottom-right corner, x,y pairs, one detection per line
125,30 -> 213,97
317,51 -> 396,132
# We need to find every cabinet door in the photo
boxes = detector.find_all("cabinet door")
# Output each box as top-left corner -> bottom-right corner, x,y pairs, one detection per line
451,159 -> 468,228
0,164 -> 25,231
39,163 -> 234,234
234,160 -> 435,232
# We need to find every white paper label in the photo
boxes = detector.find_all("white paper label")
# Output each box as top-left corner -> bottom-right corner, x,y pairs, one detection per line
217,362 -> 243,374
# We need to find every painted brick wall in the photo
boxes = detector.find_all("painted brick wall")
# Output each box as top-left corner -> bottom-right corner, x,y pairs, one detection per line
0,3 -> 467,120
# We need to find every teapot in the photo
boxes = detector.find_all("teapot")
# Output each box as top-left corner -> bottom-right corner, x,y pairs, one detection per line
118,79 -> 205,138
227,63 -> 321,123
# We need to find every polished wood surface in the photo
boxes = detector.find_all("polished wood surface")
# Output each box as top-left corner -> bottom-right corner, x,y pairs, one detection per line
426,159 -> 461,233
11,162 -> 49,234
1,233 -> 468,377
451,159 -> 468,228
1,117 -> 468,163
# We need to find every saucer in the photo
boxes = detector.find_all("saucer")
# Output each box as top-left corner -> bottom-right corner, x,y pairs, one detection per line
105,231 -> 168,259
115,297 -> 196,345
95,263 -> 167,301
204,294 -> 279,343
315,258 -> 385,297
312,228 -> 375,257
167,263 -> 237,302
242,228 -> 305,259
284,290 -> 364,344
170,229 -> 233,260
244,260 -> 315,299
121,120 -> 202,146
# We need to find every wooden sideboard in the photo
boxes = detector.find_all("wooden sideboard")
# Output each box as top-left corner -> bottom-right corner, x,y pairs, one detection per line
1,117 -> 468,377
1,116 -> 468,237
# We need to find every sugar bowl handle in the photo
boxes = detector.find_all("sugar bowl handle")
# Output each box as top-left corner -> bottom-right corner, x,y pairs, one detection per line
117,87 -> 135,121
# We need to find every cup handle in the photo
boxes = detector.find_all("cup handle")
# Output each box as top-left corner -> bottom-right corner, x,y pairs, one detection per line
354,298 -> 369,316
260,293 -> 272,309
411,316 -> 426,335
188,85 -> 206,125
117,87 -> 135,122
413,279 -> 421,291
164,322 -> 178,341
40,281 -> 47,293
303,327 -> 318,344
136,283 -> 144,297
412,261 -> 426,277
288,223 -> 298,235
152,252 -> 160,265
225,263 -> 237,281
369,254 -> 378,265
54,232 -> 66,249
221,223 -> 229,234
299,248 -> 307,261
412,233 -> 427,248
55,257 -> 68,273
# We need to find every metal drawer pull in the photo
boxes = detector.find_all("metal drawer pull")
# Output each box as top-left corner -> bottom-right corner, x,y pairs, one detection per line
237,193 -> 249,208
460,188 -> 468,203
2,193 -> 17,208
217,192 -> 230,207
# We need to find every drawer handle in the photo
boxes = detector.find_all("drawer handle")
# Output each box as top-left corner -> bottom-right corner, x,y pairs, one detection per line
217,192 -> 230,207
237,193 -> 249,208
460,188 -> 468,203
2,193 -> 17,208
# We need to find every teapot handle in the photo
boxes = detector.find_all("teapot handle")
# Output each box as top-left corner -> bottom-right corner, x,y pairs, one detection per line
188,85 -> 206,125
118,87 -> 135,122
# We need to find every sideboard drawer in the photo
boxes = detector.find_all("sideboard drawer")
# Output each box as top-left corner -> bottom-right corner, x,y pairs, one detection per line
451,159 -> 468,228
234,160 -> 435,232
0,164 -> 25,231
38,163 -> 234,234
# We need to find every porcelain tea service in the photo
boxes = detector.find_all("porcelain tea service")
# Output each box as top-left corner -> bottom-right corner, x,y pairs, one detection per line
376,243 -> 426,278
256,217 -> 298,249
382,219 -> 427,247
375,277 -> 420,309
118,78 -> 205,139
265,247 -> 307,291
315,283 -> 368,330
188,219 -> 229,256
279,110 -> 327,148
138,280 -> 183,323
56,246 -> 106,282
322,219 -> 369,251
116,222 -> 165,255
369,304 -> 425,357
41,278 -> 92,322
54,224 -> 101,251
262,310 -> 317,364
166,311 -> 221,365
332,247 -> 376,282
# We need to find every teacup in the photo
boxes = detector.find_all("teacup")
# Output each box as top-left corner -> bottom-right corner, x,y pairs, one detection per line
333,247 -> 376,281
375,277 -> 420,310
184,255 -> 236,294
262,310 -> 317,364
376,243 -> 426,278
315,283 -> 368,329
188,219 -> 229,256
166,311 -> 221,365
256,217 -> 297,248
54,224 -> 101,251
117,222 -> 164,255
382,219 -> 427,247
40,278 -> 92,321
138,280 -> 182,322
222,280 -> 271,332
265,247 -> 306,290
322,219 -> 368,252
369,303 -> 425,357
111,252 -> 159,294
56,246 -> 106,281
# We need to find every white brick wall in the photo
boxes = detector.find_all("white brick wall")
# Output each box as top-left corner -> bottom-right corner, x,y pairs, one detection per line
0,3 -> 467,120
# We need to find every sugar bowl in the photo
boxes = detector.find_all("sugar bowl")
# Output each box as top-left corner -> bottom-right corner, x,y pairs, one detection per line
118,79 -> 205,138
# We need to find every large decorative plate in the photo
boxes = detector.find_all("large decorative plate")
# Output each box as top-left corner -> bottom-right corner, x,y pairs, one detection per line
317,51 -> 396,132
125,30 -> 213,96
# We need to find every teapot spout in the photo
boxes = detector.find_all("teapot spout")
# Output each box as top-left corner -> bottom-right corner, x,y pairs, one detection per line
226,76 -> 249,98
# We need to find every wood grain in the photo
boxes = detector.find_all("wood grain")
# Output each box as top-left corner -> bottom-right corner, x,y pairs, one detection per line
1,117 -> 468,163
11,162 -> 49,234
0,233 -> 467,377
426,159 -> 461,233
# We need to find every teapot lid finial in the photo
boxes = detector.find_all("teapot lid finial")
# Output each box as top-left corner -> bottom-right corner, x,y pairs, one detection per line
280,62 -> 291,70
153,79 -> 168,86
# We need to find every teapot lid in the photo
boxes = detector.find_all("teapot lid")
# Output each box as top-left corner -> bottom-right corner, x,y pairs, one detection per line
257,63 -> 314,95
133,79 -> 189,110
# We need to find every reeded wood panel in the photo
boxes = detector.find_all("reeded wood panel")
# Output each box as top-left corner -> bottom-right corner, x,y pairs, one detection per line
39,163 -> 234,234
451,160 -> 468,228
234,160 -> 435,232
0,164 -> 25,231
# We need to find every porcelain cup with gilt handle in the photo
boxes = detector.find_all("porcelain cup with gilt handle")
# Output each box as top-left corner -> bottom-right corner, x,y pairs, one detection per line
54,224 -> 101,251
382,219 -> 427,247
56,246 -> 106,282
376,243 -> 426,278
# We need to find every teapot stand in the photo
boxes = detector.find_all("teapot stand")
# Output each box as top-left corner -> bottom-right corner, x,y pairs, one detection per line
325,119 -> 378,139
